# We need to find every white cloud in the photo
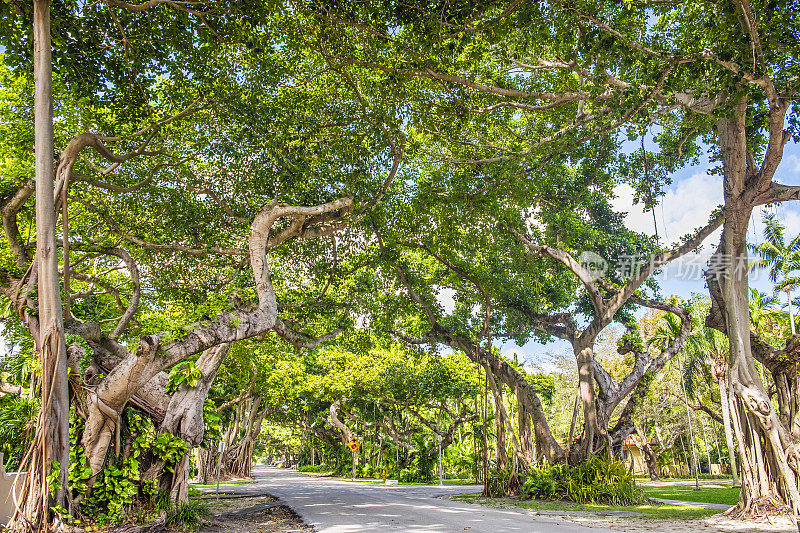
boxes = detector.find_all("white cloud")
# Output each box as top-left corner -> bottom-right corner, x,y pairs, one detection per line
612,172 -> 723,244
782,209 -> 800,236
611,184 -> 655,236
610,167 -> 800,291
783,154 -> 800,174
611,144 -> 800,245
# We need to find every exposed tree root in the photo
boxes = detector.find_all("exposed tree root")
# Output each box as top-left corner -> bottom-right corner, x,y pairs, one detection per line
108,515 -> 167,533
726,496 -> 792,519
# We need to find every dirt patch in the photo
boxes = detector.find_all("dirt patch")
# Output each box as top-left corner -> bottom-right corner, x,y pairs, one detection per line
199,495 -> 313,533
564,513 -> 798,532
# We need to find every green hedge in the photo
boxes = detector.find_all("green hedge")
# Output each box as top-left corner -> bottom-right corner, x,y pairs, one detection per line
297,464 -> 332,473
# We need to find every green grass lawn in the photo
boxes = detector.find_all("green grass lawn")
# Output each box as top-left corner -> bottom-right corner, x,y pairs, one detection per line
636,474 -> 733,482
443,478 -> 476,485
450,493 -> 721,520
642,484 -> 739,506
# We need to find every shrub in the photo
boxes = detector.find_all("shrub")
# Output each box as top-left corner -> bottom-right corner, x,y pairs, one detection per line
357,463 -> 375,478
485,467 -> 514,497
0,394 -> 37,471
397,468 -> 418,483
520,457 -> 645,505
297,464 -> 331,473
68,407 -> 195,526
333,462 -> 352,477
521,468 -> 556,500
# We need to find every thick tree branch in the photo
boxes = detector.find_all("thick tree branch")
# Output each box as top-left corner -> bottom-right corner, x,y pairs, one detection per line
505,302 -> 577,341
606,296 -> 692,414
691,402 -> 724,424
508,226 -> 605,317
329,397 -> 352,446
273,319 -> 343,350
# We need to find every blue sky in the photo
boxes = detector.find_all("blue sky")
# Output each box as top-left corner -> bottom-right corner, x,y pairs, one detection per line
499,139 -> 800,369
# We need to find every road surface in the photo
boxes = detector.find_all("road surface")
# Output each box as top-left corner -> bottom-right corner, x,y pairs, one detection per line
202,466 -> 613,533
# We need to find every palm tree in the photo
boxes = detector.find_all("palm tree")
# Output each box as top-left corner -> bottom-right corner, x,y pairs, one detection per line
683,313 -> 740,487
650,297 -> 741,486
748,212 -> 800,335
647,305 -> 703,486
749,287 -> 780,335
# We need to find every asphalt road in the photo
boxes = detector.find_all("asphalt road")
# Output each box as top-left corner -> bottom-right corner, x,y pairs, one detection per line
203,466 -> 614,533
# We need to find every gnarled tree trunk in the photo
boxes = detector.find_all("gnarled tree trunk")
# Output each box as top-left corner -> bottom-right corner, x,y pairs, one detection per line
483,365 -> 509,471
158,344 -> 230,502
638,430 -> 661,481
714,356 -> 740,487
710,97 -> 800,515
514,384 -> 535,465
575,345 -> 599,460
226,396 -> 268,478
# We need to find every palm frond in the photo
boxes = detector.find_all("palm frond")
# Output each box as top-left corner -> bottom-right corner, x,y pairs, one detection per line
777,277 -> 800,293
762,212 -> 786,247
789,234 -> 800,254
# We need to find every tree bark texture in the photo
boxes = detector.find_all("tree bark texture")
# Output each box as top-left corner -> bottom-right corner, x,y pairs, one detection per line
711,96 -> 800,515
225,397 -> 268,478
11,2 -> 70,530
159,344 -> 230,502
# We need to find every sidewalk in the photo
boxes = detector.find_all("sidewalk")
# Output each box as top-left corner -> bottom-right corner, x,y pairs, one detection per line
639,479 -> 735,487
652,498 -> 732,511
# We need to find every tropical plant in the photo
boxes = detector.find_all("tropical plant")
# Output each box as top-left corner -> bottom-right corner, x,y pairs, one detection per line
749,288 -> 785,343
0,394 -> 37,471
520,457 -> 645,505
681,296 -> 739,487
748,212 -> 800,335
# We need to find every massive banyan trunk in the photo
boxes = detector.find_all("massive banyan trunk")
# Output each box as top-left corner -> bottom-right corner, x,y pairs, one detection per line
226,396 -> 268,478
710,250 -> 800,514
718,214 -> 799,514
79,330 -> 173,491
149,344 -> 230,502
575,345 -> 599,461
466,345 -> 565,464
713,355 -> 740,487
482,363 -> 509,471
708,98 -> 800,516
71,197 -> 350,493
514,384 -> 535,465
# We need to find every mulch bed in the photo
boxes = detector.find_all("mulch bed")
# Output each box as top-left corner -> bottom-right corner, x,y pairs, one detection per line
200,495 -> 313,533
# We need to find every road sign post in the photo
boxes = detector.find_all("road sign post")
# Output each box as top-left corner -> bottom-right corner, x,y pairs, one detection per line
346,439 -> 360,480
216,440 -> 225,500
